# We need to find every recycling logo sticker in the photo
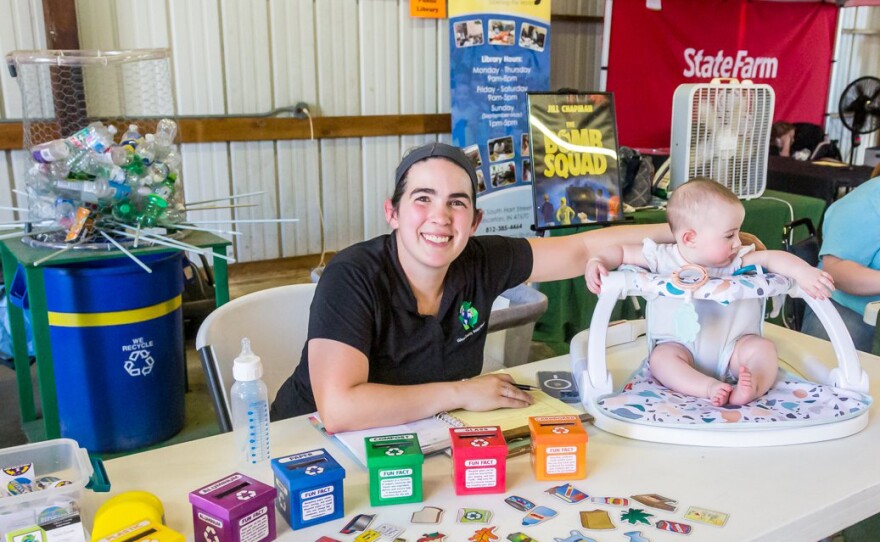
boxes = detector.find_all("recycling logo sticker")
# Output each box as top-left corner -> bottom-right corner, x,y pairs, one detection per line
305,466 -> 324,475
385,447 -> 404,456
203,527 -> 219,542
552,427 -> 570,435
122,337 -> 156,377
235,489 -> 257,501
470,439 -> 489,447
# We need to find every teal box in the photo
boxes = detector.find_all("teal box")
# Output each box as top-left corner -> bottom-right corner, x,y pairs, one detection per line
270,449 -> 345,530
365,433 -> 424,506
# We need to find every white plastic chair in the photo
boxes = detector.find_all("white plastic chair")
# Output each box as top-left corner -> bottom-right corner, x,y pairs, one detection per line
195,283 -> 317,433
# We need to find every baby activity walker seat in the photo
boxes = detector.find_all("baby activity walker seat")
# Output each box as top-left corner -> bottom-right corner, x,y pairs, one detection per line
570,266 -> 872,446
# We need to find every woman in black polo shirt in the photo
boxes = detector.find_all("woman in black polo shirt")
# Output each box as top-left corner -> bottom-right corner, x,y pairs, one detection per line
271,142 -> 673,432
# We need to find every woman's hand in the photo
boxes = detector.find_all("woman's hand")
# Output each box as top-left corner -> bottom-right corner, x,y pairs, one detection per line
456,373 -> 534,411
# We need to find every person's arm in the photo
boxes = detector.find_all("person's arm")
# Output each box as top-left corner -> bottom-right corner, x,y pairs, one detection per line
310,339 -> 533,433
585,243 -> 648,294
527,223 -> 673,283
821,254 -> 880,296
742,250 -> 835,299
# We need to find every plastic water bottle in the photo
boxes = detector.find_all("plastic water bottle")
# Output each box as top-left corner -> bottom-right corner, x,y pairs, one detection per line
31,140 -> 70,163
66,122 -> 118,153
154,118 -> 178,147
230,338 -> 271,464
120,124 -> 142,148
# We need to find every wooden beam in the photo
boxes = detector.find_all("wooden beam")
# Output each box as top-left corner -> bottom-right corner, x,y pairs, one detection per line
0,114 -> 452,150
179,113 -> 451,143
0,123 -> 23,151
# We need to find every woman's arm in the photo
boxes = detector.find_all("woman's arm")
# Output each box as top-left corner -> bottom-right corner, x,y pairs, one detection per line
309,338 -> 534,433
527,223 -> 673,283
822,255 -> 880,296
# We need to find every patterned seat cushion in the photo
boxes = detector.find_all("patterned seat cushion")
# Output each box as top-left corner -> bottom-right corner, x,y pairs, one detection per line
597,360 -> 871,427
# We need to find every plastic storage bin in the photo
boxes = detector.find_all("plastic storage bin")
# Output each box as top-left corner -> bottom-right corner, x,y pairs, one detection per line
44,252 -> 185,452
0,438 -> 107,536
483,284 -> 549,371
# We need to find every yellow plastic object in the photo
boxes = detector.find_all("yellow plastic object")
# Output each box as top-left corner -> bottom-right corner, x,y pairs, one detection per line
92,519 -> 184,542
91,491 -> 164,540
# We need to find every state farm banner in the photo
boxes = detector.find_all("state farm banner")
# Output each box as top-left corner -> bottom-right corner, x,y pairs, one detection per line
449,0 -> 551,237
606,0 -> 838,149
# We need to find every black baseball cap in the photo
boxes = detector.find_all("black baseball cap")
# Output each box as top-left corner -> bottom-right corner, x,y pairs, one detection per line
394,142 -> 479,197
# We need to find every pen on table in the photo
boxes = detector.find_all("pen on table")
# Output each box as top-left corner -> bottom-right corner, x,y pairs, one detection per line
512,383 -> 539,391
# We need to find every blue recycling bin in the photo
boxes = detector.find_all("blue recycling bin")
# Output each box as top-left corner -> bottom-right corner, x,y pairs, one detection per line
42,252 -> 185,452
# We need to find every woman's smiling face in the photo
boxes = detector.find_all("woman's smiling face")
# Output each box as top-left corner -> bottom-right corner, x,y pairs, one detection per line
385,157 -> 481,275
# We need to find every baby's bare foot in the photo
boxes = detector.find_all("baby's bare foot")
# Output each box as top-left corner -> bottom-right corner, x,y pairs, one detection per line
707,381 -> 732,406
729,366 -> 757,406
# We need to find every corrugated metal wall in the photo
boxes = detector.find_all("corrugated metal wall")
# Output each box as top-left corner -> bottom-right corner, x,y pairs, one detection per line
0,1 -> 877,263
827,6 -> 880,165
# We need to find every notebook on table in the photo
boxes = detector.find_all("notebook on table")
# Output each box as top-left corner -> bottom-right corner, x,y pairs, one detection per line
309,389 -> 585,467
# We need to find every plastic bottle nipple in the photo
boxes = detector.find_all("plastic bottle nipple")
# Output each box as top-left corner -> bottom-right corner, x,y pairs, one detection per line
233,338 -> 263,381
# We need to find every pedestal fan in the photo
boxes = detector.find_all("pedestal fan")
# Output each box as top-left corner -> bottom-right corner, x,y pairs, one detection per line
838,76 -> 880,165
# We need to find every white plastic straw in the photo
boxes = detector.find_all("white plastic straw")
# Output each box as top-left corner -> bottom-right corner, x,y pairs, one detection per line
107,228 -> 236,263
160,222 -> 242,236
99,232 -> 153,273
183,191 -> 265,207
182,203 -> 258,211
186,218 -> 299,224
33,245 -> 73,266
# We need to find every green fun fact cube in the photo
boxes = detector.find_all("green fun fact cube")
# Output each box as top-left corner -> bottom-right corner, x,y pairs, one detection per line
365,433 -> 424,506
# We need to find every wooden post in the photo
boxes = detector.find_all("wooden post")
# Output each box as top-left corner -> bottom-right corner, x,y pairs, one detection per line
41,0 -> 86,139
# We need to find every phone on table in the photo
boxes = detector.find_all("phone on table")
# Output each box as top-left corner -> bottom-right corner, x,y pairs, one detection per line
537,371 -> 580,403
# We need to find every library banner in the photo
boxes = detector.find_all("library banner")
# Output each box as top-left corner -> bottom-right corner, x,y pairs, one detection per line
606,0 -> 837,149
449,0 -> 551,237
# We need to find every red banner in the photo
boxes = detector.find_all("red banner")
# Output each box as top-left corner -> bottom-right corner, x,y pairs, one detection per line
606,0 -> 838,149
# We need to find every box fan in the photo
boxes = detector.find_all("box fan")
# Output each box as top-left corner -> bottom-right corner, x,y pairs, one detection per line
669,78 -> 775,198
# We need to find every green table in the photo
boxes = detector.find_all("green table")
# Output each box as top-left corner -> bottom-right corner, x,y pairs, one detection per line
533,190 -> 826,354
0,230 -> 232,441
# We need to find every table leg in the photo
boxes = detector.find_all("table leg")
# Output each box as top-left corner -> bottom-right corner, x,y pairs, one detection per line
212,245 -> 230,306
1,248 -> 35,423
24,265 -> 60,439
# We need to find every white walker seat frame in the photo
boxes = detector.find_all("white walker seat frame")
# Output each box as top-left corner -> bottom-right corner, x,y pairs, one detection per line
571,269 -> 871,446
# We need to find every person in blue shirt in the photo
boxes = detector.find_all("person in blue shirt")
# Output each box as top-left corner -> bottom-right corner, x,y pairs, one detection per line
802,173 -> 880,352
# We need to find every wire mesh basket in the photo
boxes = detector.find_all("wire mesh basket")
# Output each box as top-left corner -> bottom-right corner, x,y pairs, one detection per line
5,49 -> 186,249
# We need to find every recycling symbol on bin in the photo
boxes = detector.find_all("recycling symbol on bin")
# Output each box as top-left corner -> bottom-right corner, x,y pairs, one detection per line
385,447 -> 404,456
552,426 -> 570,435
470,439 -> 489,447
203,527 -> 219,542
124,349 -> 155,377
236,489 -> 257,501
305,465 -> 324,475
276,481 -> 288,512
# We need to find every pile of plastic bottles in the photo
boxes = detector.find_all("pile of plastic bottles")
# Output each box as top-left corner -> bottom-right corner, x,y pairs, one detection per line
25,118 -> 184,243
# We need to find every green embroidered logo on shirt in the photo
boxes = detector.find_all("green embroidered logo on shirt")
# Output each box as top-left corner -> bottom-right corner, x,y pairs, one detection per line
458,301 -> 479,331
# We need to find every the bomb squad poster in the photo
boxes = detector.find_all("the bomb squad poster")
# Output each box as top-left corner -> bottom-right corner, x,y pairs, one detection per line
528,92 -> 623,231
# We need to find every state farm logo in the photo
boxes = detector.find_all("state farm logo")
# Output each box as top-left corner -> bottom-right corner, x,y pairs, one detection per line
682,48 -> 778,79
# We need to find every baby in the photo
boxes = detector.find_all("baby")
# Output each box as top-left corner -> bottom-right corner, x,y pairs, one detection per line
586,178 -> 834,406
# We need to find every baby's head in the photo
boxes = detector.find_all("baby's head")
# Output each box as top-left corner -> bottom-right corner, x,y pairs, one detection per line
667,178 -> 745,267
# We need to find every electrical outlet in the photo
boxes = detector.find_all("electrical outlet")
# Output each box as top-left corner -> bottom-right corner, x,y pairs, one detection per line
293,102 -> 310,119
